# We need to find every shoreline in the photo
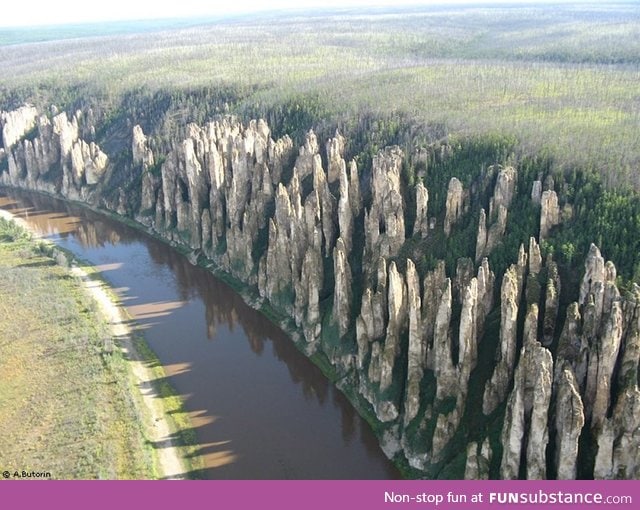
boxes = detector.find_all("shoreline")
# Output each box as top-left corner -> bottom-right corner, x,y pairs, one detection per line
1,185 -> 409,478
0,206 -> 190,480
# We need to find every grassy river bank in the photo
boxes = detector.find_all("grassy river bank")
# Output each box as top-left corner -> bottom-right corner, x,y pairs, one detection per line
0,212 -> 196,479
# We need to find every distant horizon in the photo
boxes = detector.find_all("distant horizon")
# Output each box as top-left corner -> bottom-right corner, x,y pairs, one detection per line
0,0 -> 609,29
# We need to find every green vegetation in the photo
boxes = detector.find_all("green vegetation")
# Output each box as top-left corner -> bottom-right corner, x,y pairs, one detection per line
1,3 -> 639,188
0,217 -> 164,478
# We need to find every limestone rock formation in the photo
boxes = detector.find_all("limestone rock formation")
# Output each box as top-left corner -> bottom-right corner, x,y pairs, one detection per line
486,205 -> 508,255
53,111 -> 80,161
356,258 -> 390,369
528,237 -> 542,275
444,177 -> 464,237
500,305 -> 553,480
348,160 -> 362,216
483,266 -> 521,415
568,247 -> 622,429
431,406 -> 463,462
379,261 -> 407,393
67,136 -> 104,187
337,162 -> 353,253
6,104 -> 640,482
268,134 -> 294,185
364,147 -> 405,265
431,273 -> 481,461
500,368 -> 525,479
262,185 -> 294,306
132,124 -> 155,168
1,104 -> 38,149
586,301 -> 623,429
618,286 -> 640,384
555,303 -> 586,390
489,166 -> 516,217
433,279 -> 455,400
355,314 -> 370,370
413,182 -> 429,239
592,284 -> 640,479
326,131 -> 346,184
149,117 -> 295,282
333,237 -> 352,338
524,343 -> 553,479
476,257 -> 495,336
458,277 -> 479,381
539,190 -> 560,241
594,387 -> 640,479
555,367 -> 585,479
476,169 -> 513,261
579,244 -> 606,306
358,257 -> 404,424
422,261 -> 448,370
542,259 -> 561,346
465,439 -> 492,479
0,106 -> 108,200
140,169 -> 159,216
531,180 -> 542,204
594,420 -> 616,480
404,259 -> 424,425
454,258 -> 474,304
475,208 -> 487,262
313,162 -> 337,256
295,244 -> 323,345
24,115 -> 59,182
374,257 -> 389,340
294,129 -> 320,181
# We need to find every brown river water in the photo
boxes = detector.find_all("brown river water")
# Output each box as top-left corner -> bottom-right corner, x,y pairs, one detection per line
0,189 -> 400,479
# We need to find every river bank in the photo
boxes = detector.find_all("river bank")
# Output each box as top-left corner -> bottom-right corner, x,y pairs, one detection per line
0,208 -> 192,479
0,187 -> 400,479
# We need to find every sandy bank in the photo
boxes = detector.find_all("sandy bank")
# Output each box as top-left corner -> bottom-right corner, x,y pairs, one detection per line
0,208 -> 188,479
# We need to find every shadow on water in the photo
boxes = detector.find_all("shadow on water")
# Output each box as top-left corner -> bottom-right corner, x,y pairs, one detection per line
1,188 -> 401,479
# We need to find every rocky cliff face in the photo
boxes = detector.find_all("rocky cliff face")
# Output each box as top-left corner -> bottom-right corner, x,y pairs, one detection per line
555,366 -> 585,479
413,182 -> 429,239
474,166 -> 517,261
483,265 -> 522,415
499,304 -> 553,479
2,103 -> 639,480
1,104 -> 38,149
540,189 -> 560,241
0,108 -> 108,202
364,147 -> 405,266
444,177 -> 464,237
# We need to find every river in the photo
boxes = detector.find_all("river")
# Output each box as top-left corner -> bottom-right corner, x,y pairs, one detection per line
0,188 -> 400,479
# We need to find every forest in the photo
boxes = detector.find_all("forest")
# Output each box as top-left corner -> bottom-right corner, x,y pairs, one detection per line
1,2 -> 639,186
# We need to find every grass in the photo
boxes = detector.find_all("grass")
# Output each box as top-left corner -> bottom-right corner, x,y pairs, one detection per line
0,217 -> 183,479
129,335 -> 204,477
1,4 -> 639,188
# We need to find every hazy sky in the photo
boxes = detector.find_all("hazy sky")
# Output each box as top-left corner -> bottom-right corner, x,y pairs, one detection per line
0,0 -> 567,28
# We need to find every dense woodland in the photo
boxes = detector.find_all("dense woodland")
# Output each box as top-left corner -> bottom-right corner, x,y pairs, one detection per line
1,2 -> 640,479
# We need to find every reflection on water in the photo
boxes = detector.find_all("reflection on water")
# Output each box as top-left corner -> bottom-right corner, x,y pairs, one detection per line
0,189 -> 400,479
